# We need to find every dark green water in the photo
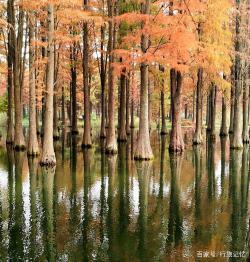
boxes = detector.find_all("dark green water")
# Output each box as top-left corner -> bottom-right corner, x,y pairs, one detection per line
0,131 -> 249,261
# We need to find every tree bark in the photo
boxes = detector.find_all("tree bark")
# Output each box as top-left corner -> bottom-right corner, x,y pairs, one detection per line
40,4 -> 56,166
13,7 -> 25,150
6,0 -> 14,144
100,25 -> 107,138
82,21 -> 92,148
134,0 -> 153,160
53,47 -> 59,139
220,95 -> 228,137
242,81 -> 249,143
28,13 -> 39,156
160,91 -> 167,135
229,67 -> 235,134
126,74 -> 130,135
118,66 -> 127,141
106,0 -> 117,154
210,85 -> 217,141
169,69 -> 184,153
193,68 -> 203,144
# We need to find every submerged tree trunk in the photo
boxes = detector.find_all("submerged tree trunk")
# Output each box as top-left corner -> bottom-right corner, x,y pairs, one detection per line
40,4 -> 56,166
134,0 -> 153,160
220,95 -> 228,137
193,68 -> 203,144
82,20 -> 92,148
118,66 -> 127,141
28,14 -> 39,156
242,81 -> 249,143
169,69 -> 184,153
106,0 -> 117,154
6,0 -> 14,144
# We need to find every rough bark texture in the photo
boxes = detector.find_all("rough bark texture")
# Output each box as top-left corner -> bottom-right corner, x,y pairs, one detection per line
242,81 -> 249,143
169,69 -> 184,153
106,0 -> 117,154
193,68 -> 203,144
134,0 -> 153,160
28,14 -> 39,156
40,4 -> 56,166
118,67 -> 127,141
6,0 -> 14,144
220,95 -> 228,137
82,21 -> 92,148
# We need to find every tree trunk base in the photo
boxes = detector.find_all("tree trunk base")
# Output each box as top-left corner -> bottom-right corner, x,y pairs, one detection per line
14,144 -> 26,151
105,147 -> 118,155
169,145 -> 184,154
117,136 -> 127,142
219,131 -> 228,137
6,140 -> 14,145
160,130 -> 168,135
82,143 -> 92,149
193,133 -> 203,145
134,143 -> 153,161
100,134 -> 106,139
210,133 -> 216,142
243,136 -> 250,144
53,135 -> 60,140
40,156 -> 56,166
27,151 -> 39,157
71,130 -> 79,135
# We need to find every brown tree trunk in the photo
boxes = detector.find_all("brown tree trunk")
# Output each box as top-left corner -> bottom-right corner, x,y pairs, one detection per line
210,85 -> 217,141
62,85 -> 65,127
28,13 -> 39,156
118,66 -> 127,142
13,6 -> 25,150
229,68 -> 235,134
6,0 -> 14,144
53,47 -> 59,139
160,91 -> 167,135
100,25 -> 107,138
193,68 -> 203,144
40,4 -> 56,166
220,95 -> 228,137
134,0 -> 153,160
70,42 -> 78,134
126,74 -> 130,135
106,0 -> 117,154
82,21 -> 92,148
169,69 -> 184,153
242,81 -> 249,143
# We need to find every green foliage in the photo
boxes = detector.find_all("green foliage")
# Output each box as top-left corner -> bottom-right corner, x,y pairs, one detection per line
0,92 -> 8,113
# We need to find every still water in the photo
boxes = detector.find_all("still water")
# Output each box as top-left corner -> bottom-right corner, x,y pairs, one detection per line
0,130 -> 249,261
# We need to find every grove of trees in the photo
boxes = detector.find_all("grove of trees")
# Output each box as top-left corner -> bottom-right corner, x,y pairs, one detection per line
0,0 -> 249,165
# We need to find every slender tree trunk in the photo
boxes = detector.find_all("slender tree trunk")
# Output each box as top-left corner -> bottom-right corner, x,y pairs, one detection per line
231,6 -> 243,149
148,76 -> 151,132
193,68 -> 203,144
242,81 -> 249,143
134,0 -> 153,160
53,47 -> 59,139
210,85 -> 217,141
100,26 -> 107,138
160,91 -> 167,135
82,10 -> 92,147
126,74 -> 130,135
118,66 -> 127,141
106,0 -> 117,154
6,0 -> 15,144
229,68 -> 235,134
40,4 -> 56,166
28,13 -> 39,156
71,42 -> 78,134
13,7 -> 25,150
61,85 -> 65,127
169,69 -> 184,153
192,88 -> 196,122
220,95 -> 228,137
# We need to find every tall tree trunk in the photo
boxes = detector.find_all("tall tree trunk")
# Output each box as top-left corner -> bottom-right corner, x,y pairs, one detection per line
160,91 -> 167,135
169,69 -> 184,153
126,74 -> 130,135
13,6 -> 25,150
6,0 -> 14,144
61,85 -> 65,127
220,95 -> 228,137
210,85 -> 217,141
229,69 -> 235,134
193,68 -> 203,144
106,0 -> 117,154
118,66 -> 127,141
71,42 -> 78,134
40,4 -> 56,166
28,13 -> 39,156
82,13 -> 92,147
134,0 -> 153,160
242,81 -> 249,143
53,47 -> 59,139
231,5 -> 243,149
100,26 -> 107,138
